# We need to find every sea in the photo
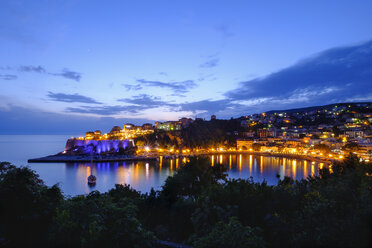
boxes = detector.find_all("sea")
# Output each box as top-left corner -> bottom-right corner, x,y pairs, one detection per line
0,135 -> 320,196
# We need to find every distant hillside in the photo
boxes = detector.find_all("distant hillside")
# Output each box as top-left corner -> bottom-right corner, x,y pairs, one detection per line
265,102 -> 372,114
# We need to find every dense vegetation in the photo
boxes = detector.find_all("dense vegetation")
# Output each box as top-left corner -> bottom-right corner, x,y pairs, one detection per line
1,154 -> 371,247
135,119 -> 243,150
181,119 -> 243,149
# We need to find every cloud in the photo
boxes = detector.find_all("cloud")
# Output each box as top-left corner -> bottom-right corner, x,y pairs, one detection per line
200,58 -> 219,68
0,74 -> 17,80
117,94 -> 175,108
51,69 -> 82,82
65,94 -> 178,116
344,94 -> 372,102
0,104 -> 151,134
215,25 -> 234,38
198,73 -> 216,82
136,79 -> 197,94
2,65 -> 82,81
139,40 -> 371,117
66,105 -> 142,115
122,84 -> 143,91
47,92 -> 102,104
169,93 -> 187,98
19,65 -> 46,73
224,40 -> 372,113
227,86 -> 342,114
178,99 -> 242,116
4,40 -> 372,122
65,94 -> 236,117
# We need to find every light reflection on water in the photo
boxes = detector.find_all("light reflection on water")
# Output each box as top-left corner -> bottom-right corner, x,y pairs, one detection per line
29,154 -> 320,196
0,135 -> 320,196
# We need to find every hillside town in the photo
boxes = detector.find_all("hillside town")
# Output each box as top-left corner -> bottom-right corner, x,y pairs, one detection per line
73,102 -> 372,162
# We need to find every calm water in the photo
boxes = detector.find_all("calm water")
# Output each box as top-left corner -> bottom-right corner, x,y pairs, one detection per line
0,135 -> 320,196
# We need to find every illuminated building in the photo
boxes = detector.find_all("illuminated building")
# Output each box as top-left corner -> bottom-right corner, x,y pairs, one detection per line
258,128 -> 275,138
85,131 -> 95,140
91,130 -> 101,140
109,126 -> 122,139
237,140 -> 254,150
124,123 -> 135,130
83,123 -> 154,141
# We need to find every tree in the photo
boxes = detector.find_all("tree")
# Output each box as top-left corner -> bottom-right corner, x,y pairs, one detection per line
0,163 -> 63,247
252,143 -> 262,152
1,154 -> 372,247
332,125 -> 341,137
160,156 -> 227,204
313,144 -> 330,154
50,191 -> 156,248
342,142 -> 360,153
193,217 -> 265,248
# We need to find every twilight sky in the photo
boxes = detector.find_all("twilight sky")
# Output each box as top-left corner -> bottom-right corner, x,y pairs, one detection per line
1,0 -> 372,134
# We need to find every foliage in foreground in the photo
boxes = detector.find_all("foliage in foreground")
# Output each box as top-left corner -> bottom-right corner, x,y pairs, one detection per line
0,154 -> 372,247
193,217 -> 265,248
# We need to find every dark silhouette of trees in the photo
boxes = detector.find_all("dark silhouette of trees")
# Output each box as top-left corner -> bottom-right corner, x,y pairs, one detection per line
50,191 -> 155,248
193,217 -> 265,248
0,154 -> 371,247
181,119 -> 242,149
252,143 -> 262,151
0,162 -> 63,247
342,142 -> 360,153
332,125 -> 341,137
313,143 -> 331,154
160,157 -> 227,204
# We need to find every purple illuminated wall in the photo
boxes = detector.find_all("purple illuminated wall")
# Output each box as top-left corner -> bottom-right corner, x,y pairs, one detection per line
65,139 -> 134,155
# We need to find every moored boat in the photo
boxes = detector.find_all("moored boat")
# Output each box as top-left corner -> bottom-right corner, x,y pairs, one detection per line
87,175 -> 96,185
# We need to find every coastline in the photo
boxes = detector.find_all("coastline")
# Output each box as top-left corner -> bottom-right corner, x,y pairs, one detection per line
28,154 -> 157,163
28,151 -> 333,164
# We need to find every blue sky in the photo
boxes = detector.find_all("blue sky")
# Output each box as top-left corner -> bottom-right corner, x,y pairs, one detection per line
1,0 -> 372,134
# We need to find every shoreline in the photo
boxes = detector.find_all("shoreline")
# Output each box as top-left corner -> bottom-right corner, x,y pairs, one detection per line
28,151 -> 333,164
28,155 -> 157,163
